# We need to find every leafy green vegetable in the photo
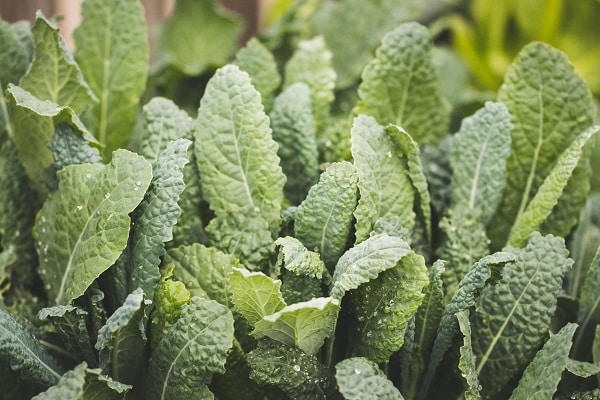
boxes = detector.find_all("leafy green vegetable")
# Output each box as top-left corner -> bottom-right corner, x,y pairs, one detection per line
230,267 -> 286,326
33,150 -> 152,305
0,19 -> 32,88
456,310 -> 481,400
275,236 -> 325,279
335,357 -> 404,400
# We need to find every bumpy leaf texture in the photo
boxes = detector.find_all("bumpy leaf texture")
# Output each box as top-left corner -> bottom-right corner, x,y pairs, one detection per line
230,267 -> 286,326
335,357 -> 404,400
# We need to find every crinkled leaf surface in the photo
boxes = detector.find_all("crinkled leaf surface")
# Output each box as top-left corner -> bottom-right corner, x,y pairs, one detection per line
165,243 -> 240,307
0,308 -> 64,388
456,310 -> 481,400
450,102 -> 512,224
270,83 -> 319,204
490,42 -> 596,248
74,0 -> 148,155
195,64 -> 285,238
335,357 -> 404,400
275,236 -> 325,279
0,19 -> 32,88
294,161 -> 358,270
355,22 -> 450,144
565,358 -> 600,378
34,150 -> 152,305
145,297 -> 234,400
49,123 -> 102,170
128,139 -> 191,300
472,234 -> 572,397
253,297 -> 340,355
95,288 -> 148,386
350,252 -> 428,363
331,233 -> 411,300
159,0 -> 243,76
509,323 -> 577,400
577,246 -> 600,346
230,267 -> 286,326
351,115 -> 416,243
247,339 -> 335,400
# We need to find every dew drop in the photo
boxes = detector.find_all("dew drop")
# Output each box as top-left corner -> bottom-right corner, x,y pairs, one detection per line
387,150 -> 392,158
44,258 -> 48,263
135,180 -> 142,186
105,193 -> 111,199
45,284 -> 51,290
366,331 -> 373,337
138,265 -> 143,269
134,187 -> 139,191
351,264 -> 358,270
325,140 -> 332,147
354,368 -> 361,375
86,173 -> 92,179
76,205 -> 83,211
253,206 -> 260,213
292,364 -> 301,372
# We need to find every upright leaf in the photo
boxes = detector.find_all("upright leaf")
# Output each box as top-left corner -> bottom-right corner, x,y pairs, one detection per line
355,22 -> 450,144
294,161 -> 358,270
450,102 -> 512,224
456,310 -> 481,400
34,150 -> 152,305
509,323 -> 578,400
472,234 -> 572,397
489,42 -> 596,248
574,246 -> 600,356
270,83 -> 319,204
335,357 -> 404,400
351,115 -> 416,243
195,64 -> 285,242
74,0 -> 149,155
230,267 -> 286,326
159,0 -> 243,76
275,236 -> 325,279
145,297 -> 234,400
0,308 -> 64,388
0,19 -> 32,88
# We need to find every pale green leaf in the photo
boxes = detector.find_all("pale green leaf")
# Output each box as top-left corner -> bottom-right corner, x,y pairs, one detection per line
509,323 -> 578,400
472,234 -> 572,397
284,36 -> 336,133
128,139 -> 191,300
456,310 -> 481,400
235,38 -> 281,111
31,362 -> 131,400
247,339 -> 335,400
308,0 -> 423,89
195,64 -> 285,237
490,42 -> 596,248
253,297 -> 340,355
508,126 -> 600,247
331,233 -> 412,301
34,150 -> 152,305
0,19 -> 32,88
275,236 -> 325,279
0,308 -> 64,387
351,115 -> 416,243
270,83 -> 319,204
20,13 -> 96,113
159,0 -> 243,76
355,22 -> 450,144
74,0 -> 149,155
95,288 -> 148,386
294,161 -> 358,270
335,357 -> 404,400
165,243 -> 240,306
230,267 -> 286,326
450,102 -> 512,224
566,358 -> 600,378
145,297 -> 234,400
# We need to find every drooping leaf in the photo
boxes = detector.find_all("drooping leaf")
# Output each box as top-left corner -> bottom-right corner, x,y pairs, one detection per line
331,233 -> 412,301
489,42 -> 596,248
565,358 -> 600,378
508,126 -> 600,247
450,101 -> 512,224
159,0 -> 243,76
456,310 -> 481,400
308,0 -> 423,89
230,267 -> 286,326
31,362 -> 131,400
95,288 -> 148,386
355,22 -> 450,144
351,115 -> 416,243
335,357 -> 404,400
0,308 -> 64,388
350,252 -> 428,363
33,150 -> 152,305
195,64 -> 285,245
294,161 -> 358,270
145,297 -> 234,400
472,234 -> 572,397
235,38 -> 281,111
509,323 -> 578,400
0,19 -> 32,88
128,139 -> 191,300
275,236 -> 325,279
38,305 -> 96,366
284,36 -> 336,134
165,243 -> 240,307
247,339 -> 335,400
74,0 -> 149,155
270,83 -> 319,204
20,13 -> 96,114
253,297 -> 340,355
49,123 -> 102,170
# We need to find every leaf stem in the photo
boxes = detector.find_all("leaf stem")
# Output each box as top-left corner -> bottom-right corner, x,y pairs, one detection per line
39,339 -> 79,362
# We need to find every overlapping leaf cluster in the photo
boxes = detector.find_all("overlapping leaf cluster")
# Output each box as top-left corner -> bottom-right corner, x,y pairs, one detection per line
0,1 -> 599,399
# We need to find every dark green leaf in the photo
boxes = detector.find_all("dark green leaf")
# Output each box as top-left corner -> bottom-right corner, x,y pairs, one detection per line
49,123 -> 102,169
335,357 -> 404,400
0,19 -> 32,88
